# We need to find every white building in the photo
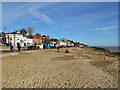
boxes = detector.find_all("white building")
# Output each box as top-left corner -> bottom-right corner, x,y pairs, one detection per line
58,40 -> 67,47
26,38 -> 33,46
50,41 -> 59,47
6,33 -> 33,47
66,41 -> 74,47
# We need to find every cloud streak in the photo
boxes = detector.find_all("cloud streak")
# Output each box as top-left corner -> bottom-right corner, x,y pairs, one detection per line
28,7 -> 53,23
91,25 -> 118,31
2,2 -> 54,25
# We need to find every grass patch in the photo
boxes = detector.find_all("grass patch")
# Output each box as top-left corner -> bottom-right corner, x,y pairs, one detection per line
110,52 -> 120,56
90,46 -> 120,56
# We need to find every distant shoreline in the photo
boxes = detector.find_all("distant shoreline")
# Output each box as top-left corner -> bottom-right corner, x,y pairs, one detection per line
96,46 -> 120,52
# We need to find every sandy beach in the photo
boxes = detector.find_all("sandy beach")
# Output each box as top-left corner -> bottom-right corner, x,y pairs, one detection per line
2,47 -> 118,88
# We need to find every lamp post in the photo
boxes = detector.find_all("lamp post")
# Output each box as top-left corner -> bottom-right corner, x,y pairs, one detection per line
7,34 -> 9,44
4,27 -> 7,44
4,27 -> 6,43
14,29 -> 15,46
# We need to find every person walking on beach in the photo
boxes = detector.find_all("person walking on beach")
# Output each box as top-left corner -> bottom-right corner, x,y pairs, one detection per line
10,43 -> 13,52
105,52 -> 108,56
14,46 -> 16,52
65,48 -> 69,53
17,44 -> 21,52
37,46 -> 40,50
57,46 -> 60,52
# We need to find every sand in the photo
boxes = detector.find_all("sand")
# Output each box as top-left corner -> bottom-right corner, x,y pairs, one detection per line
2,47 -> 118,88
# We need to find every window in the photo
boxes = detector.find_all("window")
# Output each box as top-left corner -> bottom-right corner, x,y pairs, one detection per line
37,39 -> 39,43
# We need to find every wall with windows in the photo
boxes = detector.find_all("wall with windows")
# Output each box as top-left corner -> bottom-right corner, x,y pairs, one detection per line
6,33 -> 33,47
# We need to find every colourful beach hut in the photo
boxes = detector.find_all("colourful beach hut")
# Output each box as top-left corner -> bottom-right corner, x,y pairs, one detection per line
36,44 -> 43,49
43,44 -> 50,49
45,44 -> 50,49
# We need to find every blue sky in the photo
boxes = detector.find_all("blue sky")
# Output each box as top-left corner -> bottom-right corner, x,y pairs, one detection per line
2,2 -> 118,46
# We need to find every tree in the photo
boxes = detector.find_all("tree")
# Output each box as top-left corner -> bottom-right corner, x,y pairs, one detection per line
36,33 -> 41,36
34,43 -> 37,46
45,38 -> 50,44
74,42 -> 78,46
70,40 -> 74,43
21,28 -> 27,36
36,33 -> 41,40
0,32 -> 5,38
0,32 -> 6,44
1,38 -> 6,44
27,26 -> 34,35
42,35 -> 46,37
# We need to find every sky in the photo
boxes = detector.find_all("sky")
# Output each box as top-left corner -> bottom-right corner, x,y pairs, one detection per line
2,2 -> 118,46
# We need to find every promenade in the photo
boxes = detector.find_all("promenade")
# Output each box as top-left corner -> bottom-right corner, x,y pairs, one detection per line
0,45 -> 41,55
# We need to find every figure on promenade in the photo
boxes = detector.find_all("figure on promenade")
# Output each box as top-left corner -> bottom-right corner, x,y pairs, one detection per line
28,46 -> 30,50
65,48 -> 69,53
37,46 -> 40,50
57,46 -> 60,52
105,52 -> 108,56
10,43 -> 13,52
17,44 -> 21,52
14,46 -> 16,52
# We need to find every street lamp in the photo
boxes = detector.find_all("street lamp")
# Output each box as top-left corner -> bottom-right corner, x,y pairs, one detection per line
4,27 -> 7,44
14,29 -> 15,46
7,34 -> 9,44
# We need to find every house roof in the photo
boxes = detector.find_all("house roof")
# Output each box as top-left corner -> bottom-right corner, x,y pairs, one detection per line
50,39 -> 58,42
16,30 -> 21,32
27,34 -> 42,39
6,32 -> 18,34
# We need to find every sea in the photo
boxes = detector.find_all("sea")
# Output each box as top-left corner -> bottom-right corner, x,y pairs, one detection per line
98,46 -> 120,52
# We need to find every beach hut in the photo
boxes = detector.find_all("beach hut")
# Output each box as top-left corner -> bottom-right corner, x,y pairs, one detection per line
43,44 -> 46,49
40,44 -> 43,49
43,44 -> 50,49
36,44 -> 43,49
45,44 -> 50,49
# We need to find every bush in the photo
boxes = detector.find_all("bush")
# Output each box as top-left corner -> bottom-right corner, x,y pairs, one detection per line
90,46 -> 109,52
90,46 -> 120,56
110,52 -> 120,56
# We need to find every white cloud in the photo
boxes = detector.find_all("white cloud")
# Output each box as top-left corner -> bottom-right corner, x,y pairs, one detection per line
91,25 -> 118,31
28,7 -> 53,23
2,3 -> 54,25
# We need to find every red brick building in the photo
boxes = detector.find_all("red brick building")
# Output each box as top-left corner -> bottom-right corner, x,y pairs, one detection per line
27,34 -> 42,45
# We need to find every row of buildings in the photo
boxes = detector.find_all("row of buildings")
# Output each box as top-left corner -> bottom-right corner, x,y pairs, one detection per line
5,30 -> 79,48
6,30 -> 40,47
